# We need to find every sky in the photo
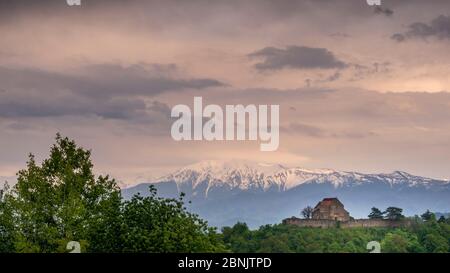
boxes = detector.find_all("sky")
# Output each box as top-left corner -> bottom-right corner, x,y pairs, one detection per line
1,0 -> 450,185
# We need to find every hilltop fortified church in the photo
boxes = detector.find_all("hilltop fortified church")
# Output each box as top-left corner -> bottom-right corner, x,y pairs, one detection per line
283,198 -> 410,228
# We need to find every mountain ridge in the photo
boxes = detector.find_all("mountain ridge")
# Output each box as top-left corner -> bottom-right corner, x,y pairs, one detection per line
121,160 -> 450,228
153,160 -> 449,192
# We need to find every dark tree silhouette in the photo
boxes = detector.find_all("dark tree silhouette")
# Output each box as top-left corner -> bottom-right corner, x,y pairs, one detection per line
301,206 -> 314,219
384,207 -> 405,220
368,207 -> 384,219
421,210 -> 435,222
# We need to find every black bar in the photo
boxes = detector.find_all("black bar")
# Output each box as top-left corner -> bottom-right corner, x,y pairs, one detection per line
1,253 -> 446,272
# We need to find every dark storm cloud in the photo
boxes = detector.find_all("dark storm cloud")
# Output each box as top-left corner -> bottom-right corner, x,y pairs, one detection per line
147,101 -> 172,116
248,46 -> 348,71
392,15 -> 450,42
0,64 -> 224,98
0,94 -> 146,120
0,64 -> 224,119
77,63 -> 225,98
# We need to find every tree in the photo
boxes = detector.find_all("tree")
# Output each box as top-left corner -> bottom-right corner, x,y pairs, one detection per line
257,236 -> 291,253
8,134 -> 121,253
384,207 -> 404,221
422,233 -> 448,253
437,216 -> 446,224
120,186 -> 225,252
0,183 -> 15,252
421,210 -> 435,222
381,230 -> 421,253
301,206 -> 314,219
368,207 -> 384,219
221,222 -> 254,253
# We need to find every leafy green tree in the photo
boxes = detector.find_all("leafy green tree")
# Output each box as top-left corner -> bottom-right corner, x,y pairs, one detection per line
384,207 -> 405,220
368,207 -> 384,219
0,183 -> 15,252
421,210 -> 435,222
257,236 -> 291,253
381,230 -> 419,253
85,179 -> 123,253
301,206 -> 314,219
327,242 -> 342,253
343,241 -> 359,253
422,233 -> 448,253
8,134 -> 121,252
222,222 -> 255,253
120,186 -> 225,253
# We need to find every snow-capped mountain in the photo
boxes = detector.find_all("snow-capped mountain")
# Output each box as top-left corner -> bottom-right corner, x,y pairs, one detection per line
139,160 -> 447,195
122,160 -> 450,228
158,160 -> 343,193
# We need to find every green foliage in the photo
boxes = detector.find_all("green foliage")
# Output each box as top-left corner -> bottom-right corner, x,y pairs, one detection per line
368,207 -> 384,219
0,134 -> 225,253
421,210 -> 435,222
4,134 -> 121,253
381,230 -> 423,253
120,186 -> 226,253
384,207 -> 405,220
422,233 -> 448,253
0,184 -> 15,252
222,224 -> 383,253
222,222 -> 254,252
221,218 -> 450,253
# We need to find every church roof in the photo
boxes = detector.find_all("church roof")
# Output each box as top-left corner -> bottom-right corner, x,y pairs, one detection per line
314,197 -> 343,209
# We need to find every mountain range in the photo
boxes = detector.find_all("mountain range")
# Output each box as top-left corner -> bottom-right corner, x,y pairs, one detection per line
122,160 -> 450,228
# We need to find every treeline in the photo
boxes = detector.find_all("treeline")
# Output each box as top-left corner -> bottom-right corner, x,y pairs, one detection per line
220,217 -> 450,253
0,135 -> 449,253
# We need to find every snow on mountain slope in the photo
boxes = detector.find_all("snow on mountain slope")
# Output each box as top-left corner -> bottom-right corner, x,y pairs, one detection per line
122,160 -> 450,228
153,160 -> 447,196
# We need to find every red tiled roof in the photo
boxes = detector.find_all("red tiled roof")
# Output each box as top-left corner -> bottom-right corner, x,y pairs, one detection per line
314,197 -> 341,208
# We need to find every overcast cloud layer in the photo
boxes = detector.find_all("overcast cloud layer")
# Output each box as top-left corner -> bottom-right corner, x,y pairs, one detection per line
1,0 -> 450,185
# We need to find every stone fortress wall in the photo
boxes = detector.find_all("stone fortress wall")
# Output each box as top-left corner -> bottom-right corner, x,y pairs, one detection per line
282,217 -> 411,228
